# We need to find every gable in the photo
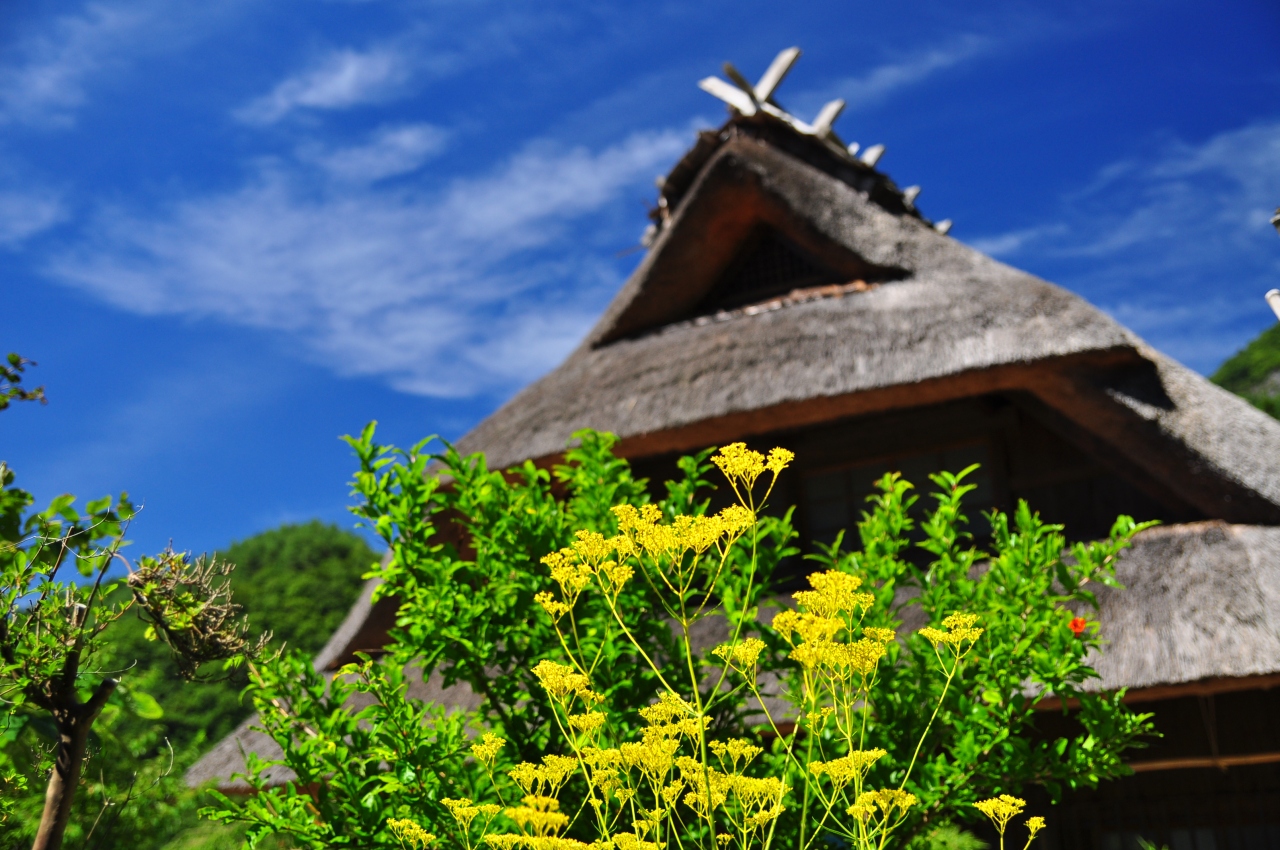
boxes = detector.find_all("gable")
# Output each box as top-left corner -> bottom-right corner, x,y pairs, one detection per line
587,136 -> 913,345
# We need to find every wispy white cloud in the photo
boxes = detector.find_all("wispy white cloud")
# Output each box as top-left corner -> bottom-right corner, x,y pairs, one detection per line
236,46 -> 412,125
0,1 -> 153,127
789,34 -> 994,121
0,0 -> 233,128
0,189 -> 67,246
47,128 -> 689,396
966,224 -> 1066,257
298,123 -> 450,183
965,119 -> 1280,372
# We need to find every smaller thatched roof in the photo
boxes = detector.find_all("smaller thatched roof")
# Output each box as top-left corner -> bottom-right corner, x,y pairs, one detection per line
1087,521 -> 1280,693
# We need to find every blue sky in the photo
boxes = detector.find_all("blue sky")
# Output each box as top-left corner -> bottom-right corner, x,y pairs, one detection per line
1,0 -> 1278,559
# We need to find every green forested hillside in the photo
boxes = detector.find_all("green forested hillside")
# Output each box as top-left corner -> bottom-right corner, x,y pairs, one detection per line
1211,322 -> 1280,419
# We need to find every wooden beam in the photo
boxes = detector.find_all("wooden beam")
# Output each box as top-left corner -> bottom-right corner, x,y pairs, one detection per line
1127,750 -> 1280,773
1034,672 -> 1280,711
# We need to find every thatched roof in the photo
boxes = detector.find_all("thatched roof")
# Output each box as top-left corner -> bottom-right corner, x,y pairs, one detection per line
1089,521 -> 1280,693
456,123 -> 1280,524
187,521 -> 1280,789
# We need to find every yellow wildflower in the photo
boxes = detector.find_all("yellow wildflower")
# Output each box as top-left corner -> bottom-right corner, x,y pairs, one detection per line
508,755 -> 578,796
852,788 -> 917,818
708,738 -> 763,771
531,660 -> 595,702
484,836 -> 523,850
712,443 -> 767,489
808,749 -> 887,790
611,833 -> 665,850
569,529 -> 615,567
533,591 -> 571,622
765,447 -> 795,475
506,795 -> 569,837
793,570 -> 874,618
620,737 -> 680,781
471,733 -> 506,768
568,711 -> 607,735
599,560 -> 634,593
675,756 -> 731,816
442,798 -> 482,831
1026,816 -> 1046,839
546,558 -> 593,605
974,795 -> 1026,834
388,818 -> 436,849
712,637 -> 766,670
638,691 -> 694,726
864,627 -> 897,643
920,612 -> 985,649
771,609 -> 800,642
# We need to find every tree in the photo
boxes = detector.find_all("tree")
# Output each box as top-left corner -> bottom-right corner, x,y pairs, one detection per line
104,521 -> 378,748
0,354 -> 265,850
1210,322 -> 1280,419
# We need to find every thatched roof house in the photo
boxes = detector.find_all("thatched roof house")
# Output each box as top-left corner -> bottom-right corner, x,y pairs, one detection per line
191,50 -> 1280,847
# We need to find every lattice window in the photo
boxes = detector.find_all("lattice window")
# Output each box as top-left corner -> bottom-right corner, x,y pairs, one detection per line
699,226 -> 840,312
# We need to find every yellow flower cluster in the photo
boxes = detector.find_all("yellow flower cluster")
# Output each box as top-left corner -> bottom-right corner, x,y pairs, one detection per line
808,749 -> 887,791
471,733 -> 506,768
711,443 -> 794,492
603,833 -> 665,850
509,755 -> 578,797
568,711 -> 607,735
637,691 -> 694,726
771,572 -> 898,683
442,798 -> 503,832
534,591 -> 571,622
973,795 -> 1025,833
713,637 -> 766,668
1026,817 -> 1046,839
388,818 -> 436,849
507,795 -> 570,836
792,570 -> 874,619
673,756 -> 786,826
846,789 -> 917,822
484,795 -> 615,850
790,637 -> 887,676
531,660 -> 600,704
612,504 -> 755,564
708,738 -> 763,771
919,613 -> 985,651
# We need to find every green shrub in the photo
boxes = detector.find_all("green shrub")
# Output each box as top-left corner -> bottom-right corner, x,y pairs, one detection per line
206,426 -> 1154,850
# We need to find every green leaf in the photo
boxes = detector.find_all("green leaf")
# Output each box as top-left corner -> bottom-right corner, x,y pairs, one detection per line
130,690 -> 165,719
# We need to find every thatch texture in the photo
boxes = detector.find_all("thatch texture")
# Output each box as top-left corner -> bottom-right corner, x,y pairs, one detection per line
1088,522 -> 1280,692
456,134 -> 1280,523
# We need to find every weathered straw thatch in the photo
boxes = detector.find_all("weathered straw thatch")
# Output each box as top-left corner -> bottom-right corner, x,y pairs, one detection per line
457,128 -> 1280,523
1089,521 -> 1280,693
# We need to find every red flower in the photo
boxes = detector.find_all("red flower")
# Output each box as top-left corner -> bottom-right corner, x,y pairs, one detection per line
1069,617 -> 1088,637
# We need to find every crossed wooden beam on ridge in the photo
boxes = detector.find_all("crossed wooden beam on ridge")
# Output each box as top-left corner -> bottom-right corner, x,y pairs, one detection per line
698,47 -> 884,167
698,47 -> 954,235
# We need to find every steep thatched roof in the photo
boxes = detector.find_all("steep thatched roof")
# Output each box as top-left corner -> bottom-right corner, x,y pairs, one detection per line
456,124 -> 1280,524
